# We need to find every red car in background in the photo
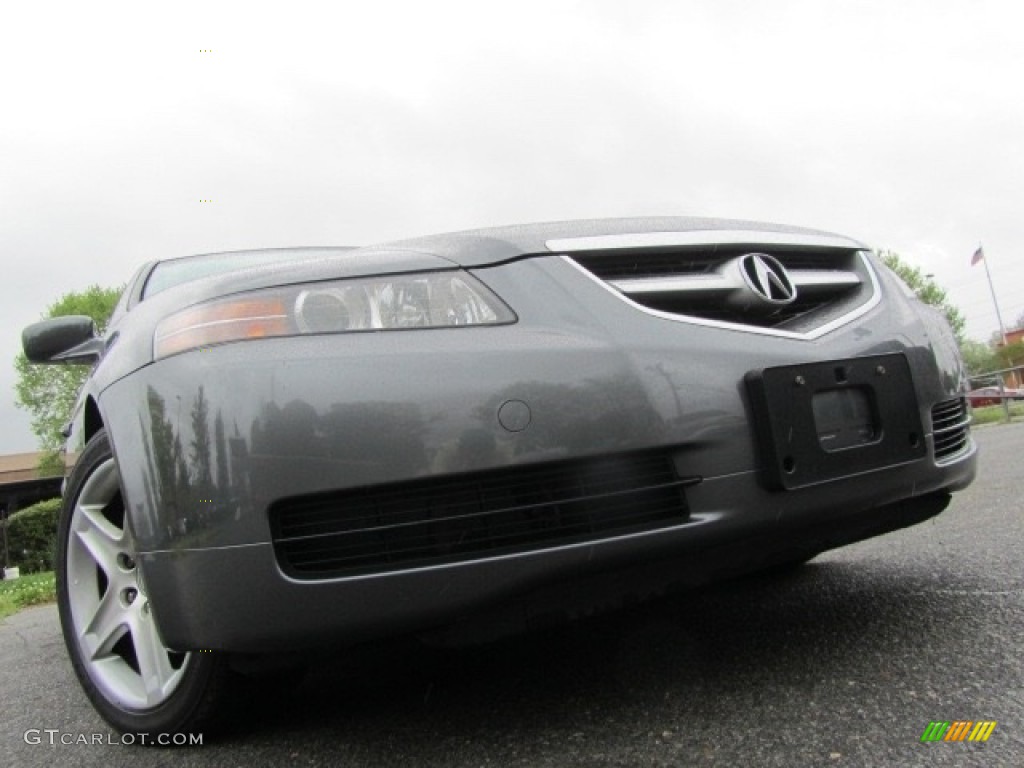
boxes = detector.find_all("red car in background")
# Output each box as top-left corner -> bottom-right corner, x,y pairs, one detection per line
967,386 -> 1024,407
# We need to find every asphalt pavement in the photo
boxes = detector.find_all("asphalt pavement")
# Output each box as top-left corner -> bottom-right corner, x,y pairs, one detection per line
2,422 -> 1022,767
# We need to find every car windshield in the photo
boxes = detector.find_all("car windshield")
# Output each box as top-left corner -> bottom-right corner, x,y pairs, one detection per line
142,250 -> 330,299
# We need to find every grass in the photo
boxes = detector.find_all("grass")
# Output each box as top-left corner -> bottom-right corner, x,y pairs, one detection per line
0,571 -> 57,620
971,401 -> 1024,426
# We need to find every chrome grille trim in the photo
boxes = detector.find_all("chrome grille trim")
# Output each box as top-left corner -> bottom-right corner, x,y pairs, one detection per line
562,252 -> 882,340
609,269 -> 861,298
931,397 -> 971,463
610,273 -> 733,297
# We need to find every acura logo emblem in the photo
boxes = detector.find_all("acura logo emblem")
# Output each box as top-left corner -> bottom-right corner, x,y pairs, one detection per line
739,253 -> 797,305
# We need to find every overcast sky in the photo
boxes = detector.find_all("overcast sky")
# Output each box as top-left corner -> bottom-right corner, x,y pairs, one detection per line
2,0 -> 1023,455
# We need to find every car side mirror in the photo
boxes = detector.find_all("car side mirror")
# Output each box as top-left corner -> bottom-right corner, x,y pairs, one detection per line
22,316 -> 104,364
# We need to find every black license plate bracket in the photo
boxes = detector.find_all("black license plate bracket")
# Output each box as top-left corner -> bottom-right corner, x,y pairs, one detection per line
745,353 -> 926,490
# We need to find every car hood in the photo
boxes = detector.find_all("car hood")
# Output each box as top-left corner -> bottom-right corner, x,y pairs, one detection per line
150,217 -> 863,302
383,216 -> 866,268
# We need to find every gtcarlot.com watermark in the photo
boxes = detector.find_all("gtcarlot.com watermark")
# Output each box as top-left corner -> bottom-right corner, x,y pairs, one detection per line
24,729 -> 203,746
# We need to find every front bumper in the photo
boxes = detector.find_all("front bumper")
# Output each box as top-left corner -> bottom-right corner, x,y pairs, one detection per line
99,256 -> 977,651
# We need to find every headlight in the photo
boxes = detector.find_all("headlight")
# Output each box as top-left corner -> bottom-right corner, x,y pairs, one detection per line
154,271 -> 515,359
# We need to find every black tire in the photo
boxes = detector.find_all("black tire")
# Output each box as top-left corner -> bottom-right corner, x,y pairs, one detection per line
57,429 -> 231,738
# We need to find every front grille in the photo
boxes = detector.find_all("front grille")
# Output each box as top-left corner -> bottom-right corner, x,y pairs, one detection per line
271,450 -> 694,578
568,244 -> 874,333
931,397 -> 970,461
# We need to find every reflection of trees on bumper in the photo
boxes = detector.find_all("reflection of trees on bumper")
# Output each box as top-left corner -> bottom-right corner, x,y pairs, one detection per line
249,399 -> 429,494
142,385 -> 248,541
144,386 -> 189,539
188,386 -> 214,523
478,373 -> 665,458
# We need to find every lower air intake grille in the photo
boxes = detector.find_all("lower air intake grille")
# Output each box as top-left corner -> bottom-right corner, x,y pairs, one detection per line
931,397 -> 970,461
271,450 -> 693,578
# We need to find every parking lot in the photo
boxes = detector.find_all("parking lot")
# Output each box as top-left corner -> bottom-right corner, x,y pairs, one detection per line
1,422 -> 1021,767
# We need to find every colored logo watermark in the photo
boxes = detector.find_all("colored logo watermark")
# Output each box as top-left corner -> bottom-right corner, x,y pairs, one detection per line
921,721 -> 997,742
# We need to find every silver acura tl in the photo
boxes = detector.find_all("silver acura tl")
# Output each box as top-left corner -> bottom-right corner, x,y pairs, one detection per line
22,217 -> 976,735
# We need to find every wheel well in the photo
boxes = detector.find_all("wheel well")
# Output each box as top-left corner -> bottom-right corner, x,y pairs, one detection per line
83,397 -> 104,443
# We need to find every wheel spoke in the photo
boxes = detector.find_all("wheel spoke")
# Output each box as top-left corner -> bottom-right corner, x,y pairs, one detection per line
73,519 -> 122,574
78,499 -> 124,541
81,586 -> 128,660
131,605 -> 178,706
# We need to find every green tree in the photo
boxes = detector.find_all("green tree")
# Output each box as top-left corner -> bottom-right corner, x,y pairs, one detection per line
995,340 -> 1024,369
14,285 -> 122,475
876,250 -> 966,342
959,338 -> 1000,377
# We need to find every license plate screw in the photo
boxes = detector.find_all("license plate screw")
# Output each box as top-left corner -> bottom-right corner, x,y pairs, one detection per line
876,365 -> 886,375
794,375 -> 806,386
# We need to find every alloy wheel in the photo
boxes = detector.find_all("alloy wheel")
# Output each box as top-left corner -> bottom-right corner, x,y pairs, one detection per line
65,456 -> 190,710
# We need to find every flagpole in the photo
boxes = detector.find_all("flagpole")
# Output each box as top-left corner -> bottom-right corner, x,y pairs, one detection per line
978,244 -> 1016,406
979,243 -> 1008,346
